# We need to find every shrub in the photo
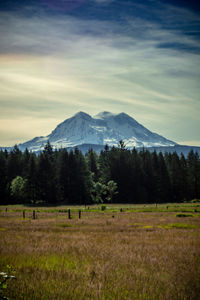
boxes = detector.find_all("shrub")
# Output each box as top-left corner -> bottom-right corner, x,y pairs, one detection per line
101,205 -> 106,211
176,213 -> 193,217
191,199 -> 200,203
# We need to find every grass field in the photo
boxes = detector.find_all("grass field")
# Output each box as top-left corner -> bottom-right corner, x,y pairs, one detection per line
0,203 -> 200,299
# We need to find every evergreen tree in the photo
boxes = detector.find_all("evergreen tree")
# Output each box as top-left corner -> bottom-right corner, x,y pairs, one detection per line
86,149 -> 99,182
37,142 -> 57,203
168,152 -> 183,202
0,151 -> 9,204
1,142 -> 199,205
157,152 -> 171,203
108,146 -> 133,203
26,153 -> 38,204
74,148 -> 93,205
140,150 -> 156,203
130,148 -> 144,203
179,153 -> 189,200
57,149 -> 70,204
7,145 -> 23,181
22,148 -> 31,178
187,150 -> 200,199
99,145 -> 111,184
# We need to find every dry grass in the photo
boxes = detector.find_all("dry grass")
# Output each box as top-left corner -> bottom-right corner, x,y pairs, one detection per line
0,206 -> 200,299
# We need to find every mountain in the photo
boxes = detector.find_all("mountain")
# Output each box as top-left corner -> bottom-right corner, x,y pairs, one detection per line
10,111 -> 177,152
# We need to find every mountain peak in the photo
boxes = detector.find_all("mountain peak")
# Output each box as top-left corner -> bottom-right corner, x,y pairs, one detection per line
73,111 -> 91,119
9,111 -> 177,152
117,112 -> 130,118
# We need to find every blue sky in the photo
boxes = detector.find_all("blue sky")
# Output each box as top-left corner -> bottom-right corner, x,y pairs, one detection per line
0,0 -> 200,146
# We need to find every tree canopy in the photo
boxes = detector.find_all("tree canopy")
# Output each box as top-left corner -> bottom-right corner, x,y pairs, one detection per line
0,143 -> 199,205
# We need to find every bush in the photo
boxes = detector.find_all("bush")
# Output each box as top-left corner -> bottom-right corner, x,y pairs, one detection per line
191,199 -> 200,203
176,213 -> 193,218
101,205 -> 106,211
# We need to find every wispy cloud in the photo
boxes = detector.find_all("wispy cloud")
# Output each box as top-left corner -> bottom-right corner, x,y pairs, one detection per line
0,2 -> 200,146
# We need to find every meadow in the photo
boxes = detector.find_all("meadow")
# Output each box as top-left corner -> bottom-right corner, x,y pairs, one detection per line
0,203 -> 200,299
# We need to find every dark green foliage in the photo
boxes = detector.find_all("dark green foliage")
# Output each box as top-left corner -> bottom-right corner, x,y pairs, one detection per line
101,205 -> 106,211
7,145 -> 23,181
0,151 -> 9,204
10,176 -> 27,203
86,149 -> 99,182
26,154 -> 38,204
57,149 -> 70,204
0,142 -> 200,205
187,150 -> 200,199
37,152 -> 56,203
176,213 -> 193,217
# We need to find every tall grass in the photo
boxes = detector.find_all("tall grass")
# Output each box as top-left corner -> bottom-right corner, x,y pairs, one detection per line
0,206 -> 200,299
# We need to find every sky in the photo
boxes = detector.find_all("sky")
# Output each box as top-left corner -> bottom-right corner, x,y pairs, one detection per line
0,0 -> 200,147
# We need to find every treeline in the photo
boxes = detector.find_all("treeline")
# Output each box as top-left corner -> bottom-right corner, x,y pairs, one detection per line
0,141 -> 200,205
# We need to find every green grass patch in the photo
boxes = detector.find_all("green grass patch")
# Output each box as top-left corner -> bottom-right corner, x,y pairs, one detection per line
140,225 -> 153,229
158,223 -> 199,229
132,223 -> 153,229
57,223 -> 73,228
1,254 -> 85,273
176,213 -> 194,218
1,202 -> 200,214
37,255 -> 78,271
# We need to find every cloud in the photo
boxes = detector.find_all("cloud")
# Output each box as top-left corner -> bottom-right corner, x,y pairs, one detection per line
0,3 -> 200,146
92,0 -> 114,3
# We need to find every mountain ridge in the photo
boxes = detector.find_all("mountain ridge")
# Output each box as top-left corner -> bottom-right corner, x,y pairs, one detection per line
1,111 -> 200,156
1,111 -> 178,152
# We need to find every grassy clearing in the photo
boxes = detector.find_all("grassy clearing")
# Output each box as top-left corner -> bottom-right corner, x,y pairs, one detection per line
1,202 -> 200,214
0,204 -> 200,299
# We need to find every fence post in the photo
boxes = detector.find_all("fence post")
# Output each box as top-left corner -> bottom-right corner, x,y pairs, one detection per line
23,210 -> 25,219
68,209 -> 71,219
79,210 -> 81,219
33,210 -> 36,219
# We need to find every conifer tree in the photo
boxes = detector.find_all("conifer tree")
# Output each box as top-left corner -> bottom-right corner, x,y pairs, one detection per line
57,149 -> 70,203
0,151 -> 9,204
86,149 -> 99,182
26,153 -> 38,204
187,150 -> 200,199
7,145 -> 23,181
37,142 -> 57,203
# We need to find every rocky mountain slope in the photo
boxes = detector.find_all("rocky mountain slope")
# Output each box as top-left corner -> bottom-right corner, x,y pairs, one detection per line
15,111 -> 176,152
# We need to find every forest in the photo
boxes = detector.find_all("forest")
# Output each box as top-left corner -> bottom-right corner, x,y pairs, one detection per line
0,141 -> 200,205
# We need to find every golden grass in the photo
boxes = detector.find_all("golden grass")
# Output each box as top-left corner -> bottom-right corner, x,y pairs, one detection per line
0,207 -> 200,299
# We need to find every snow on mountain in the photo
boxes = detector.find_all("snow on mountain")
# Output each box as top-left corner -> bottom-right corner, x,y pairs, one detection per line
16,111 -> 176,152
94,111 -> 117,119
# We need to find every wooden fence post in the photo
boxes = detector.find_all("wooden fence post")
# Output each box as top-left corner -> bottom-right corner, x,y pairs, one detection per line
68,209 -> 71,219
79,210 -> 81,219
33,210 -> 36,219
23,210 -> 25,219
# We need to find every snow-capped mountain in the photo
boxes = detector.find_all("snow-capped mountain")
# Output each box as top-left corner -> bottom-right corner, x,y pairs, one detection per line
16,111 -> 177,152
